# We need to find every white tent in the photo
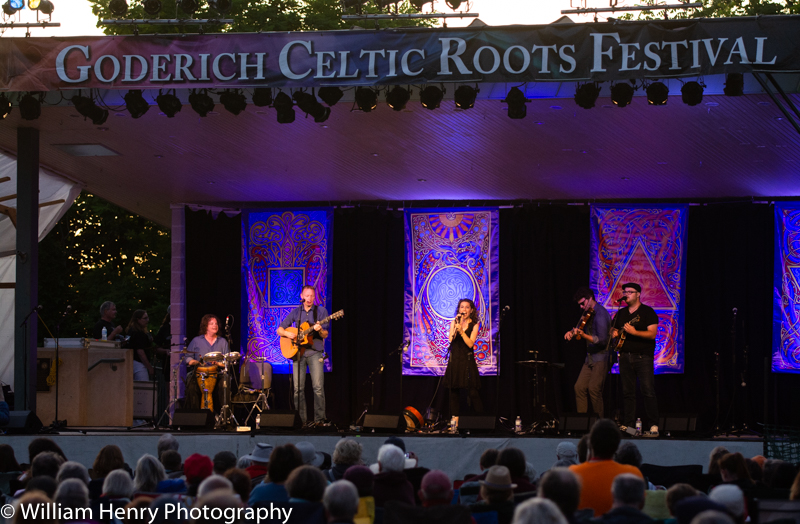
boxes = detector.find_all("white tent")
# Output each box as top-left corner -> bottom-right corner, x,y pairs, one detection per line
0,151 -> 81,389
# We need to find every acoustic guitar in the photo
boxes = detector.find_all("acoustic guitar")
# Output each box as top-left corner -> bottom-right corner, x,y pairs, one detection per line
280,310 -> 344,360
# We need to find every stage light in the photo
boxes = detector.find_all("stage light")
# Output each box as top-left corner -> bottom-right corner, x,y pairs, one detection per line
19,93 -> 41,120
420,86 -> 443,110
123,90 -> 149,119
354,88 -> 378,112
252,88 -> 272,107
142,0 -> 161,15
502,87 -> 528,119
0,94 -> 11,119
188,89 -> 214,116
386,86 -> 410,111
177,0 -> 198,14
72,95 -> 109,125
108,0 -> 128,16
156,90 -> 182,118
207,0 -> 231,13
681,81 -> 704,106
28,0 -> 53,14
574,83 -> 601,109
611,82 -> 635,108
724,73 -> 744,96
2,0 -> 22,15
454,85 -> 478,110
318,86 -> 343,107
293,91 -> 330,123
273,92 -> 295,124
220,90 -> 247,115
646,82 -> 669,105
446,0 -> 462,9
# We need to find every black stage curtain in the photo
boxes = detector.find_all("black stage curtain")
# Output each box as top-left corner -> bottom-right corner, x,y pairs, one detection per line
184,204 -> 799,431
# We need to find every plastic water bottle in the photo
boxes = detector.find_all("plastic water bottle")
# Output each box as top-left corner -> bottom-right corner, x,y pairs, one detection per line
515,416 -> 522,434
101,326 -> 107,340
450,416 -> 457,433
635,418 -> 642,434
255,414 -> 261,430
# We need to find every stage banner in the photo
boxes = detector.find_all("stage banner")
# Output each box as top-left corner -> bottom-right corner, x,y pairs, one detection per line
242,208 -> 333,375
403,209 -> 499,376
773,203 -> 800,374
590,204 -> 687,374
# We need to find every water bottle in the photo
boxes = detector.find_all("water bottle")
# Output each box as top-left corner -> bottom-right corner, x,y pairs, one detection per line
101,326 -> 107,340
635,418 -> 642,434
450,416 -> 457,433
515,416 -> 522,434
255,414 -> 261,429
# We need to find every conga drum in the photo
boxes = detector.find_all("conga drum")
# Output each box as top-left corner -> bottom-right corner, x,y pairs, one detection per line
196,366 -> 218,411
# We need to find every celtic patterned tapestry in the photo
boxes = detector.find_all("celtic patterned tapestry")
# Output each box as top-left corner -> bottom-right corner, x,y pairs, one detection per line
773,203 -> 800,373
590,205 -> 687,374
242,209 -> 333,375
403,209 -> 499,376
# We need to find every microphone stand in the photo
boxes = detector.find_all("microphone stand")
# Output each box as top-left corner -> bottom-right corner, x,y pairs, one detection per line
19,305 -> 41,412
608,300 -> 627,425
217,316 -> 238,429
494,307 -> 509,427
49,306 -> 71,431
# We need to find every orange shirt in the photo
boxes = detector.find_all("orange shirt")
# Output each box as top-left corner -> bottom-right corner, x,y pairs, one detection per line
569,459 -> 644,516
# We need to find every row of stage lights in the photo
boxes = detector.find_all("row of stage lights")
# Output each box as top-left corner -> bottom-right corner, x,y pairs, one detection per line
105,0 -> 232,17
2,0 -> 53,16
0,74 -> 746,125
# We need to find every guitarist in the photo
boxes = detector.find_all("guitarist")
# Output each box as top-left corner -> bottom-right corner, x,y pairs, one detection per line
564,287 -> 611,418
277,285 -> 329,426
610,282 -> 660,437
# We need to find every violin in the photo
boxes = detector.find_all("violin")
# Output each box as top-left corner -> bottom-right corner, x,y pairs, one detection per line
573,307 -> 595,340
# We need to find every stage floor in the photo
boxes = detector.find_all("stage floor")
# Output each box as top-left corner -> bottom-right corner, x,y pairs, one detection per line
3,427 -> 764,480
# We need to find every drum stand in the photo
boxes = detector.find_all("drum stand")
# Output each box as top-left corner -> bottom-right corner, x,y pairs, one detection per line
216,359 -> 239,429
245,358 -> 271,426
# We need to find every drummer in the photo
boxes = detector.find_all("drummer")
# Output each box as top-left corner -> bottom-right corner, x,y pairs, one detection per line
186,314 -> 228,367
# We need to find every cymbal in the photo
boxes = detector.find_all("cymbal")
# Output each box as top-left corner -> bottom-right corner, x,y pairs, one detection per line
170,349 -> 198,354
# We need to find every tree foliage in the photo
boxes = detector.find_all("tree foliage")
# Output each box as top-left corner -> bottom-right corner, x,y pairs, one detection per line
37,192 -> 170,341
619,0 -> 798,20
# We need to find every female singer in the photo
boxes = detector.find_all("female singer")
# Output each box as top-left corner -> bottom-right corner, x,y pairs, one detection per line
443,298 -> 483,418
185,314 -> 228,411
126,310 -> 156,381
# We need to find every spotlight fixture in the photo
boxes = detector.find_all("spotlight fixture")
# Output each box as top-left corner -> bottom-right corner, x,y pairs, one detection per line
108,0 -> 128,16
220,90 -> 247,115
420,86 -> 444,110
610,82 -> 635,108
252,88 -> 273,107
354,88 -> 378,112
176,0 -> 198,14
188,89 -> 214,116
386,86 -> 410,111
0,94 -> 11,119
680,81 -> 704,106
454,85 -> 478,110
502,87 -> 528,119
72,95 -> 109,125
646,82 -> 669,105
724,73 -> 744,96
124,90 -> 150,119
445,0 -> 462,9
142,0 -> 161,15
19,93 -> 41,120
318,86 -> 343,107
574,83 -> 601,109
28,0 -> 53,14
156,90 -> 182,118
207,0 -> 231,12
273,92 -> 295,124
293,91 -> 330,123
2,0 -> 22,15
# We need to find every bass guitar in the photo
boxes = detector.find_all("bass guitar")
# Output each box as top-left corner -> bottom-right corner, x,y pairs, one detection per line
280,310 -> 344,360
610,314 -> 640,352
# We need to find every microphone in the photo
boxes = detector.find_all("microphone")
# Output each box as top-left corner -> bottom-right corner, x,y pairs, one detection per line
616,297 -> 627,303
732,307 -> 738,315
37,305 -> 43,311
225,315 -> 232,329
502,305 -> 511,313
379,364 -> 384,374
61,305 -> 72,319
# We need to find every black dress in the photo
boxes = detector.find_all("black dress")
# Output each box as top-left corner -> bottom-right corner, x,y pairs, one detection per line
443,322 -> 481,390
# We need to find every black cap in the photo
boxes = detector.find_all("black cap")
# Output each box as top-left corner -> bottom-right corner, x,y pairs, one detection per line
621,282 -> 641,293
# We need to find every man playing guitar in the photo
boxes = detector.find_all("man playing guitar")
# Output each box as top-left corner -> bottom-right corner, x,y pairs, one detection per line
565,287 -> 611,418
610,282 -> 660,437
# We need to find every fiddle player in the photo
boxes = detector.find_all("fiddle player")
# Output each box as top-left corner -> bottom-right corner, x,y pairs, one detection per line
185,314 -> 228,411
564,287 -> 611,418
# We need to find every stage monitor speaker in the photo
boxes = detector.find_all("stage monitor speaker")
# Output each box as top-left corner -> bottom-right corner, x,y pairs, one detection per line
172,409 -> 215,430
558,413 -> 597,434
4,410 -> 44,434
658,413 -> 697,434
259,411 -> 301,429
458,415 -> 496,432
363,413 -> 403,432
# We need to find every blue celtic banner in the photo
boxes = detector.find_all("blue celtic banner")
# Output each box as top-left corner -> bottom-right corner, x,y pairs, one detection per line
774,203 -> 800,373
242,208 -> 333,375
403,209 -> 499,376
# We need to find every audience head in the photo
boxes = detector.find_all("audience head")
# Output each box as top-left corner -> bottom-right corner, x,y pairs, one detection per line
480,449 -> 499,471
480,465 -> 517,504
512,497 -> 568,524
31,451 -> 65,479
589,419 -> 621,460
244,443 -> 274,465
324,480 -> 360,523
384,436 -> 406,453
103,469 -> 134,499
333,438 -> 363,467
149,495 -> 188,524
343,465 -> 374,497
496,447 -> 526,478
193,490 -> 244,524
612,473 -> 646,509
160,450 -> 182,473
419,470 -> 453,503
184,453 -> 213,485
25,475 -> 58,498
124,498 -> 154,524
791,469 -> 800,500
708,446 -> 730,476
718,453 -> 751,483
224,468 -> 252,502
745,458 -> 763,482
0,444 -> 21,472
666,483 -> 699,516
57,461 -> 91,485
93,444 -> 126,478
762,459 -> 782,487
268,444 -> 304,484
28,437 -> 66,465
709,484 -> 745,524
54,478 -> 89,510
157,433 -> 179,460
377,444 -> 405,474
285,464 -> 327,503
691,510 -> 735,524
236,456 -> 253,470
296,441 -> 326,468
577,434 -> 591,463
13,491 -> 56,524
556,442 -> 578,466
198,474 -> 234,498
615,441 -> 643,469
213,451 -> 237,475
771,461 -> 799,490
538,467 -> 581,517
675,496 -> 728,524
134,453 -> 166,492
